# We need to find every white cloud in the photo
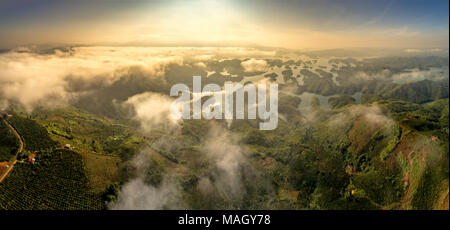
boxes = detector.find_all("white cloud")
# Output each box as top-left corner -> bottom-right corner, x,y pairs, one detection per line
241,58 -> 268,72
0,46 -> 184,111
125,92 -> 180,133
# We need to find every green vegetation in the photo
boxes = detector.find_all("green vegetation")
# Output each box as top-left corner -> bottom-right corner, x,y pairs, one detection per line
46,122 -> 73,140
30,106 -> 144,160
82,152 -> 121,193
218,95 -> 447,209
0,54 -> 447,210
9,115 -> 57,151
328,95 -> 356,109
0,120 -> 19,161
145,155 -> 167,186
0,149 -> 103,210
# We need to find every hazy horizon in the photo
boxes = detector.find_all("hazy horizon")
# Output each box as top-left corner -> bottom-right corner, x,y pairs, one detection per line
1,0 -> 448,49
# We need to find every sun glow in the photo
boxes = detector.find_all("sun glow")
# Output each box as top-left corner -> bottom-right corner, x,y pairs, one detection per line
132,0 -> 260,45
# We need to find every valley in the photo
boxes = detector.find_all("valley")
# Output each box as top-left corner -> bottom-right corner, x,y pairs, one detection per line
0,46 -> 448,210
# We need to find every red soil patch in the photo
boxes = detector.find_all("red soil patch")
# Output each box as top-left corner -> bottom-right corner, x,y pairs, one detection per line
0,162 -> 10,176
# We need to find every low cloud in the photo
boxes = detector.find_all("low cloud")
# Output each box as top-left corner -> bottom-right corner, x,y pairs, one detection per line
194,62 -> 207,68
111,177 -> 183,210
329,105 -> 393,126
0,46 -> 184,112
125,92 -> 180,133
241,58 -> 267,72
392,68 -> 447,84
110,149 -> 185,210
199,124 -> 247,200
0,46 -> 280,113
112,122 -> 267,209
0,99 -> 9,111
354,69 -> 391,81
348,105 -> 394,127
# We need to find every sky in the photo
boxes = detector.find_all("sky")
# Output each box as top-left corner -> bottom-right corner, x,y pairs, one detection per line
0,0 -> 448,49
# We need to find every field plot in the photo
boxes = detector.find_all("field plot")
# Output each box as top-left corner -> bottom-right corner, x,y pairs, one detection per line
0,120 -> 19,162
8,115 -> 57,151
0,149 -> 103,210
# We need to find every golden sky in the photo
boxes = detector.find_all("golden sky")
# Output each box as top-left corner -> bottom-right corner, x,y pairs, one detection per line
1,0 -> 448,49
